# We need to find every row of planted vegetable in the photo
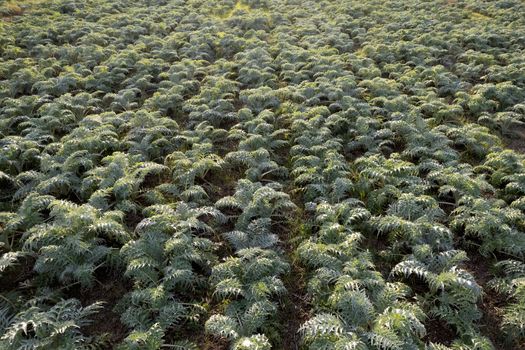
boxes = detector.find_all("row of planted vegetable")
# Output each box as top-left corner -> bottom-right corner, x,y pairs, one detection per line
1,0 -> 525,349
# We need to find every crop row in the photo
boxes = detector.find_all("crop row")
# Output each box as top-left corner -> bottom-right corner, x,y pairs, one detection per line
1,0 -> 525,349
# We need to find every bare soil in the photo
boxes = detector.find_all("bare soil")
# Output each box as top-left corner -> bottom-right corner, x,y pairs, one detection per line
505,126 -> 525,154
72,271 -> 130,347
424,317 -> 456,346
0,255 -> 34,293
198,335 -> 229,350
275,198 -> 310,350
463,250 -> 511,349
279,260 -> 310,350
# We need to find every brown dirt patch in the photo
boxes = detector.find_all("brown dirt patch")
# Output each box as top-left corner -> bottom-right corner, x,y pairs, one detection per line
505,126 -> 525,154
463,250 -> 510,349
70,271 -> 131,346
424,317 -> 456,346
124,210 -> 144,232
275,207 -> 311,350
361,232 -> 392,279
198,335 -> 229,350
0,255 -> 34,293
279,260 -> 310,350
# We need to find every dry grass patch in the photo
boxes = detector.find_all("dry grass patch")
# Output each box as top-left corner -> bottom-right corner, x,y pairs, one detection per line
1,0 -> 46,19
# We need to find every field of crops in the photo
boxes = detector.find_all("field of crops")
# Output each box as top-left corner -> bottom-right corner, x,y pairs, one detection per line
1,0 -> 525,349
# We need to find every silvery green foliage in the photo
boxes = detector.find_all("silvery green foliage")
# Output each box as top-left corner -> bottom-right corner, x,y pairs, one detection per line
1,0 -> 525,348
23,200 -> 129,288
205,248 -> 289,345
0,299 -> 102,350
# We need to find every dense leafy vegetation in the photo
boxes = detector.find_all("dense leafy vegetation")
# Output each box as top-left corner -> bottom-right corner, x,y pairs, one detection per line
1,0 -> 525,348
